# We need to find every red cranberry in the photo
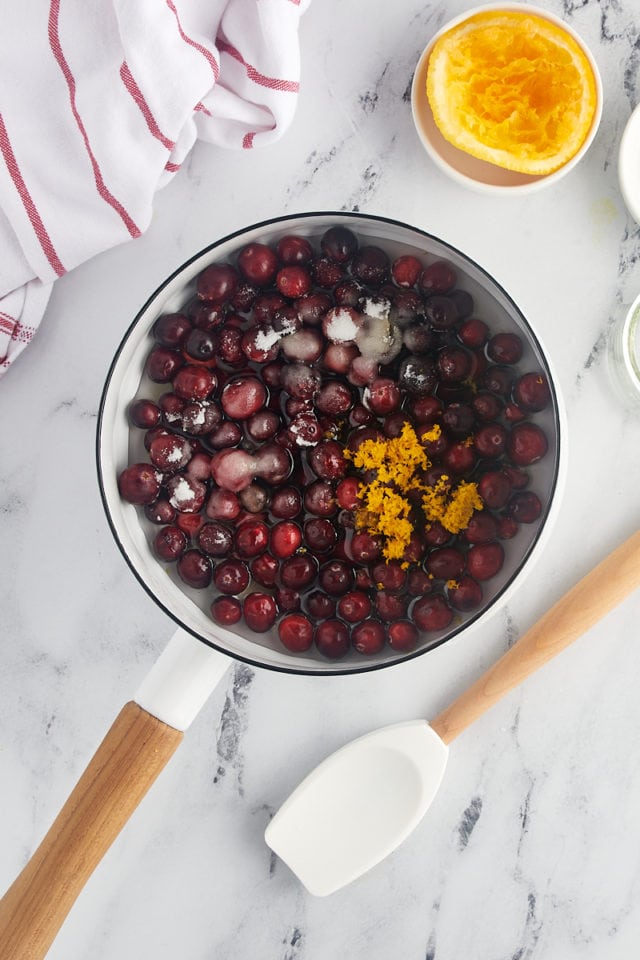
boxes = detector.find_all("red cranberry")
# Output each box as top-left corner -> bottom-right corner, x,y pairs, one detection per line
197,521 -> 233,557
337,590 -> 372,623
167,475 -> 207,513
448,575 -> 483,611
388,620 -> 419,653
278,613 -> 314,652
149,434 -> 192,473
426,547 -> 466,581
129,399 -> 161,429
173,365 -> 215,400
508,423 -> 548,466
276,265 -> 312,299
481,365 -> 514,397
189,300 -> 225,331
443,442 -> 476,475
308,440 -> 347,480
375,591 -> 408,621
146,346 -> 184,383
463,512 -> 498,543
508,490 -> 543,523
145,499 -> 176,525
118,463 -> 161,505
364,377 -> 401,415
237,243 -> 278,286
407,568 -> 433,595
281,362 -> 321,400
336,477 -> 359,510
234,519 -> 269,558
315,381 -> 353,416
419,260 -> 456,293
196,263 -> 239,303
323,342 -> 359,374
153,524 -> 188,561
217,324 -> 245,365
315,619 -> 350,659
319,559 -> 354,595
270,486 -> 302,519
371,560 -> 406,592
352,620 -> 386,655
458,317 -> 489,348
478,471 -> 512,509
276,234 -> 313,264
304,517 -> 338,553
210,595 -> 242,626
466,542 -> 504,580
437,347 -> 472,382
391,254 -> 422,287
153,312 -> 192,348
221,376 -> 267,420
280,554 -> 319,590
321,226 -> 358,263
474,423 -> 508,458
177,549 -> 212,588
206,488 -> 241,520
472,392 -> 503,422
250,552 -> 279,587
305,590 -> 336,619
214,559 -> 250,595
488,332 -> 523,364
184,328 -> 218,363
275,587 -> 301,612
243,592 -> 277,632
513,372 -> 551,412
270,520 -> 303,558
176,513 -> 205,539
398,356 -> 437,395
351,246 -> 390,286
412,595 -> 453,632
304,480 -> 337,517
348,531 -> 383,563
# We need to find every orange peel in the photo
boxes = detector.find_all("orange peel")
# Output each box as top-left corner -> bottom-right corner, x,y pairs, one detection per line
426,10 -> 598,176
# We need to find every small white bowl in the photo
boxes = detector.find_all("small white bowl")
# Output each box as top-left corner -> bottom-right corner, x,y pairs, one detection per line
411,3 -> 603,195
618,103 -> 640,223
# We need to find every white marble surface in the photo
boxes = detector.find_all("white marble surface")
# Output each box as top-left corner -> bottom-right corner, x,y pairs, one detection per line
3,0 -> 640,957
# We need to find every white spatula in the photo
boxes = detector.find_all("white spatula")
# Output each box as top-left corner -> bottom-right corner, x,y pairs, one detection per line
266,529 -> 640,896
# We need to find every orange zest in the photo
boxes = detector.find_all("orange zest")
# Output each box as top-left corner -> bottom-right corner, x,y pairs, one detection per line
426,10 -> 598,175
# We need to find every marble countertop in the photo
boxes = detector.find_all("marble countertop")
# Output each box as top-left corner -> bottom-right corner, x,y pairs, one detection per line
3,0 -> 640,957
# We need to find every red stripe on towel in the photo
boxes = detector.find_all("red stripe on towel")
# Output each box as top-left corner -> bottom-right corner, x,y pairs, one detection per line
120,62 -> 176,151
0,114 -> 66,276
48,0 -> 141,238
217,38 -> 299,92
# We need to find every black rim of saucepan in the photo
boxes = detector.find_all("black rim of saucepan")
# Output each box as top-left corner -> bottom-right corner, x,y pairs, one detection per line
95,211 -> 562,678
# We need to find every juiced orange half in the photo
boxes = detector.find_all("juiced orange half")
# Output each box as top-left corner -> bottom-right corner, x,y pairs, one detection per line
426,10 -> 598,176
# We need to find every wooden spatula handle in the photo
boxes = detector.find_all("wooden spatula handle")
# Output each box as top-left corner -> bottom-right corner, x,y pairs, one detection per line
0,701 -> 182,960
430,530 -> 640,745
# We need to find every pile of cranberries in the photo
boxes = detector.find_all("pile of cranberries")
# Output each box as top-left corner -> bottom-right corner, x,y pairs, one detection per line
118,224 -> 554,660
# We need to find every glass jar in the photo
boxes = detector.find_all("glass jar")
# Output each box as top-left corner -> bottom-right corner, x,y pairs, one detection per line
608,293 -> 640,407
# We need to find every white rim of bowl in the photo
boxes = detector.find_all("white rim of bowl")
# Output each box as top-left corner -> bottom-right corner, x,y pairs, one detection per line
411,2 -> 603,195
618,104 -> 640,224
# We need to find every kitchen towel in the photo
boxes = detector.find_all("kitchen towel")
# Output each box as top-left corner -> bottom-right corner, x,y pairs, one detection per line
0,0 -> 310,377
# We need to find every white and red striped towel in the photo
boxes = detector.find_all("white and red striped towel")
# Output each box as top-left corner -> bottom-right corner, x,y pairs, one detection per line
0,0 -> 310,377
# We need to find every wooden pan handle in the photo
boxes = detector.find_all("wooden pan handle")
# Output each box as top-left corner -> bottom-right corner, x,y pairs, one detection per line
0,701 -> 183,960
430,530 -> 640,745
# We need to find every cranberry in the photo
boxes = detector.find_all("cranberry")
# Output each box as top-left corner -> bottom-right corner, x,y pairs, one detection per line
419,260 -> 456,293
304,517 -> 338,552
426,547 -> 465,581
183,328 -> 217,363
221,376 -> 267,420
177,549 -> 212,588
176,513 -> 205,539
305,590 -> 336,618
391,254 -> 423,287
214,559 -> 250,595
129,398 -> 161,429
488,332 -> 523,364
280,554 -> 318,590
153,312 -> 192,348
337,590 -> 372,623
319,559 -> 354,595
371,560 -> 406,592
146,346 -> 184,383
181,401 -> 221,436
234,519 -> 269,558
276,265 -> 312,299
323,342 -> 359,374
508,490 -> 543,523
466,542 -> 504,581
275,587 -> 301,612
498,516 -> 519,539
276,234 -> 313,264
463,512 -> 498,544
307,440 -> 346,481
210,595 -> 242,626
196,262 -> 238,303
278,613 -> 314,652
153,524 -> 188,561
481,365 -> 514,397
208,421 -> 243,450
246,409 -> 281,442
474,423 -> 507,458
403,324 -> 434,354
243,592 -> 277,632
472,392 -> 503,422
441,402 -> 474,436
149,434 -> 192,472
478,471 -> 512,509
250,552 -> 279,587
167,475 -> 206,513
197,521 -> 233,557
351,246 -> 389,286
205,487 -> 240,520
458,317 -> 489,348
407,568 -> 433,595
270,520 -> 303,558
513,372 -> 551,412
437,347 -> 472,382
443,442 -> 476,475
237,243 -> 278,286
352,620 -> 386,655
281,362 -> 321,400
173,365 -> 215,400
315,381 -> 353,416
304,480 -> 337,517
388,620 -> 419,652
189,300 -> 226,331
321,225 -> 358,263
145,499 -> 176,525
348,531 -> 383,563
364,377 -> 401,415
398,356 -> 437,395
448,575 -> 483,611
375,591 -> 408,621
311,256 -> 344,288
295,291 -> 333,325
315,619 -> 350,659
281,329 -> 324,364
118,463 -> 161,505
412,595 -> 453,632
270,486 -> 302,519
217,324 -> 245,365
508,423 -> 548,466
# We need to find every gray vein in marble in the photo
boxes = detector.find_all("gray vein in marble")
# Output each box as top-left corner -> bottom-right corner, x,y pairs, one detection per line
213,662 -> 254,797
457,795 -> 483,850
282,926 -> 304,960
